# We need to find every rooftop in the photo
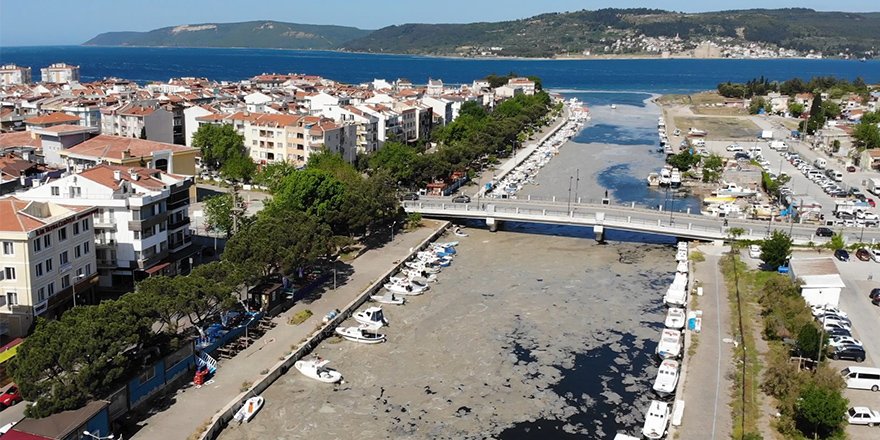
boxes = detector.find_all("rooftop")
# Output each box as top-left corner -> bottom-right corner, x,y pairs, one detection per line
0,197 -> 91,234
61,134 -> 195,161
7,401 -> 107,440
24,112 -> 79,126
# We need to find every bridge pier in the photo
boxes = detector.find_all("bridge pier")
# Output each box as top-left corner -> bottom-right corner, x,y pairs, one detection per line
595,212 -> 606,243
487,217 -> 500,232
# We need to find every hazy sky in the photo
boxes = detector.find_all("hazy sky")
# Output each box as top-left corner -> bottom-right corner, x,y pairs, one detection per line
1,0 -> 877,46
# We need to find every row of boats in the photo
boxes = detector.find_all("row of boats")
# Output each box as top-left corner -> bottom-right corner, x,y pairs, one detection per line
486,99 -> 588,199
646,165 -> 682,188
232,238 -> 463,424
640,241 -> 690,440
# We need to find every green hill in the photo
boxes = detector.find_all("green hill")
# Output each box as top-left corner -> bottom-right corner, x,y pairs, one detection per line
83,21 -> 372,50
342,8 -> 880,58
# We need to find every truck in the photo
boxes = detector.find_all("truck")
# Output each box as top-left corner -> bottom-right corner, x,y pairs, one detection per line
760,130 -> 774,139
868,178 -> 880,196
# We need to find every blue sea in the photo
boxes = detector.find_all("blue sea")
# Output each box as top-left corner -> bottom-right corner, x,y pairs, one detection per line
1,46 -> 879,93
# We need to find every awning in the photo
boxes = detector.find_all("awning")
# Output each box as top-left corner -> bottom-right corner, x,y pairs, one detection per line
145,262 -> 171,275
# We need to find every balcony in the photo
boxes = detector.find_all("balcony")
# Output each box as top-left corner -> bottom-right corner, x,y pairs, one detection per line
167,216 -> 190,231
169,235 -> 192,252
137,249 -> 169,270
93,217 -> 117,230
128,212 -> 168,232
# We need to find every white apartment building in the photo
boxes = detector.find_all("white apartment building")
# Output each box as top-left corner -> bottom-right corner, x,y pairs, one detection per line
339,106 -> 380,154
17,164 -> 195,291
0,197 -> 97,338
0,64 -> 32,86
40,63 -> 81,84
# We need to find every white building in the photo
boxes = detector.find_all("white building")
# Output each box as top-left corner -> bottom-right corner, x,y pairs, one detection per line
244,92 -> 273,113
0,64 -> 32,85
0,197 -> 97,338
40,63 -> 81,84
789,257 -> 846,307
183,105 -> 215,146
17,164 -> 196,290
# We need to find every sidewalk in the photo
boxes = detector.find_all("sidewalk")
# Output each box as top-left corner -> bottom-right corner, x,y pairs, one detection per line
676,246 -> 733,440
127,221 -> 444,440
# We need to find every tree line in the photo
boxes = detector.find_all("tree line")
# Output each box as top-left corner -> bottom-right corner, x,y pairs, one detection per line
717,75 -> 870,100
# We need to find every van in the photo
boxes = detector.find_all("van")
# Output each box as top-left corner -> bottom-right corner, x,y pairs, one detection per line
814,158 -> 827,169
842,367 -> 880,391
831,170 -> 843,182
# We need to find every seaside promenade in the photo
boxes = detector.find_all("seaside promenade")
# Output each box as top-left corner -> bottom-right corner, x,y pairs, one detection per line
127,222 -> 443,440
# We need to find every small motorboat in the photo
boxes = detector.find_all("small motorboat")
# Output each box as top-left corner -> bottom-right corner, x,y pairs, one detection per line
652,359 -> 680,397
384,280 -> 427,296
233,396 -> 264,423
675,250 -> 688,262
371,290 -> 406,305
664,285 -> 686,307
453,227 -> 469,237
610,104 -> 617,109
687,127 -> 707,137
294,356 -> 343,383
676,261 -> 688,274
656,329 -> 682,359
401,268 -> 438,283
404,261 -> 441,274
641,400 -> 671,439
665,307 -> 686,330
354,306 -> 388,329
336,326 -> 386,344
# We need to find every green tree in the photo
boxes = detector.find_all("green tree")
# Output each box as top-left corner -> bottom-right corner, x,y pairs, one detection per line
267,168 -> 347,233
760,230 -> 793,270
821,100 -> 841,120
805,93 -> 825,135
748,97 -> 767,114
853,119 -> 880,150
825,233 -> 845,251
666,150 -> 700,172
192,124 -> 246,170
795,383 -> 848,438
220,154 -> 257,182
204,193 -> 248,238
253,161 -> 297,191
796,324 -> 823,361
367,142 -> 419,185
702,154 -> 724,182
787,102 -> 805,118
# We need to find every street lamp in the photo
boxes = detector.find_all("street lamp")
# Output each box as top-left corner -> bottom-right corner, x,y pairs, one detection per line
83,431 -> 114,440
390,221 -> 397,242
71,273 -> 86,308
567,176 -> 573,213
574,168 -> 580,204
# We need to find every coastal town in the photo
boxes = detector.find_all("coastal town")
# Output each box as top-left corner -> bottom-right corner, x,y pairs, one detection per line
1,3 -> 880,439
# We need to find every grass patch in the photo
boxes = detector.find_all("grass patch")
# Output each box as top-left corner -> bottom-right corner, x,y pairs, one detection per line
689,250 -> 706,263
239,381 -> 252,392
674,115 -> 760,139
288,309 -> 313,325
188,419 -> 212,440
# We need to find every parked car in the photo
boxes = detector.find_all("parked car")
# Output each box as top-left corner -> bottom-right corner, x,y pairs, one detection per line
826,327 -> 853,339
0,385 -> 21,409
830,335 -> 863,348
832,344 -> 867,362
873,249 -> 880,263
847,165 -> 857,172
400,192 -> 419,201
857,248 -> 872,261
811,305 -> 848,319
748,245 -> 761,259
868,198 -> 876,208
452,195 -> 471,203
734,152 -> 750,161
815,227 -> 834,237
847,407 -> 880,426
726,144 -> 743,152
834,249 -> 850,262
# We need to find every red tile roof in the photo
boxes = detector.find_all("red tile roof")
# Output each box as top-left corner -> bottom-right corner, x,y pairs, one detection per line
78,163 -> 169,190
62,134 -> 195,161
0,197 -> 90,233
24,112 -> 79,125
0,131 -> 41,149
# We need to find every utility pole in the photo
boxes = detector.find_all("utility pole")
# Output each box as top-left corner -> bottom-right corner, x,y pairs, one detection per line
574,168 -> 580,204
567,176 -> 573,213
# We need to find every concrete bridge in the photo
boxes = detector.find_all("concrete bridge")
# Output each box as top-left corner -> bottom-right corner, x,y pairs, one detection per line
404,197 -> 880,245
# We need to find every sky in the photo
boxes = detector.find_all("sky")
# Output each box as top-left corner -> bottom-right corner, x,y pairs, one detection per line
0,0 -> 878,46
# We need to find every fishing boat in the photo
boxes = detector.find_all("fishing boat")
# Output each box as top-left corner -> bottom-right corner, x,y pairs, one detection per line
400,268 -> 438,283
664,285 -> 687,307
354,306 -> 388,329
658,168 -> 672,186
647,172 -> 661,187
453,226 -> 469,237
665,307 -> 687,329
652,359 -> 680,398
404,260 -> 441,274
714,183 -> 757,198
641,400 -> 671,439
670,168 -> 682,188
371,290 -> 406,305
656,329 -> 683,359
336,326 -> 387,344
294,357 -> 343,383
233,396 -> 264,423
384,279 -> 427,296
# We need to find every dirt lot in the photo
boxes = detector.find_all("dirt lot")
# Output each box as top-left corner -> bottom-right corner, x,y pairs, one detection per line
673,116 -> 761,140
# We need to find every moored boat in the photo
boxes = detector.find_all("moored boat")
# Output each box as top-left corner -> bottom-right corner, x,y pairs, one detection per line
656,329 -> 682,359
294,357 -> 343,383
335,326 -> 387,344
641,400 -> 671,439
665,307 -> 686,329
354,306 -> 388,329
652,359 -> 680,397
233,396 -> 264,423
371,290 -> 406,305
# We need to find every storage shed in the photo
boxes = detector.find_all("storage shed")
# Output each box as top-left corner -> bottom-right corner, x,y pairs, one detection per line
789,257 -> 846,307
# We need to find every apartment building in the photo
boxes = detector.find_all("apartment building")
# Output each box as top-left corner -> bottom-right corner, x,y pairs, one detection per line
59,134 -> 198,175
0,65 -> 32,86
339,106 -> 380,154
40,63 -> 81,84
0,197 -> 98,339
101,103 -> 181,144
17,164 -> 195,291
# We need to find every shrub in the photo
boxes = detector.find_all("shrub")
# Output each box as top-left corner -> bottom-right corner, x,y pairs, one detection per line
288,309 -> 313,325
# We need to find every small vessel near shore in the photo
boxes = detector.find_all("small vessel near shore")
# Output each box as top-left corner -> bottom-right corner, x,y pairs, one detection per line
641,400 -> 672,439
676,261 -> 689,274
610,104 -> 617,109
336,326 -> 386,344
354,306 -> 388,329
687,127 -> 707,137
233,396 -> 264,423
371,290 -> 406,305
656,329 -> 683,359
665,307 -> 686,329
294,357 -> 343,383
714,182 -> 757,198
652,359 -> 680,398
647,172 -> 661,187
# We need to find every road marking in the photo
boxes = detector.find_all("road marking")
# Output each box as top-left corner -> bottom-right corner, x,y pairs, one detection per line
711,258 -> 722,440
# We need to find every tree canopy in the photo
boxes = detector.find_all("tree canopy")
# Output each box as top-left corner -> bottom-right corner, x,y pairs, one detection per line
760,230 -> 793,270
192,124 -> 254,180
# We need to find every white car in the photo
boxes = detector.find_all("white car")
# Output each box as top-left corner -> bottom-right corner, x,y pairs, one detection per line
848,406 -> 880,426
829,335 -> 862,348
726,144 -> 743,152
872,249 -> 880,263
811,305 -> 848,319
748,245 -> 761,259
857,211 -> 879,221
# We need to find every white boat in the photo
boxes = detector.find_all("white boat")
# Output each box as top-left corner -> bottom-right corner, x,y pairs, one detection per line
646,172 -> 661,187
354,306 -> 388,329
687,127 -> 707,137
665,307 -> 686,329
371,290 -> 406,305
614,434 -> 640,440
384,280 -> 427,296
400,268 -> 438,283
658,167 -> 672,186
404,261 -> 441,274
675,250 -> 688,262
672,128 -> 681,136
453,227 -> 469,237
610,104 -> 617,109
656,329 -> 683,359
670,168 -> 682,188
335,326 -> 386,344
641,400 -> 671,439
676,261 -> 689,274
653,359 -> 680,397
233,396 -> 264,423
714,183 -> 757,198
664,286 -> 687,307
701,203 -> 743,218
294,357 -> 343,383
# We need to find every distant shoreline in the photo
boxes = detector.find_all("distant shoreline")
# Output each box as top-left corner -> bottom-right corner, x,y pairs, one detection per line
69,44 -> 855,62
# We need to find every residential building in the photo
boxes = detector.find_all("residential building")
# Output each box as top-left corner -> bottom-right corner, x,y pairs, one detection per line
40,63 -> 81,84
101,103 -> 175,144
17,164 -> 196,290
0,197 -> 98,338
339,106 -> 380,154
30,125 -> 100,167
0,150 -> 50,195
24,112 -> 81,131
182,105 -> 215,146
427,79 -> 444,97
0,65 -> 32,86
507,77 -> 537,95
59,134 -> 198,175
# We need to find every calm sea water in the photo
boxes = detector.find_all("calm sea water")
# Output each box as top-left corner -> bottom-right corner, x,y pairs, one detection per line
1,46 -> 879,92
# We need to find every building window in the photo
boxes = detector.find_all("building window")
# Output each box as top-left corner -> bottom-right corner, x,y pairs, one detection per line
58,228 -> 67,241
43,235 -> 51,248
33,238 -> 41,253
59,251 -> 69,265
133,231 -> 140,239
75,245 -> 81,258
69,186 -> 82,198
51,186 -> 60,196
6,292 -> 17,306
47,282 -> 54,296
38,287 -> 46,302
76,267 -> 83,277
82,219 -> 90,231
85,264 -> 91,275
45,258 -> 53,272
35,262 -> 43,277
84,242 -> 90,254
3,268 -> 14,280
61,275 -> 70,289
2,242 -> 12,255
73,223 -> 80,235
